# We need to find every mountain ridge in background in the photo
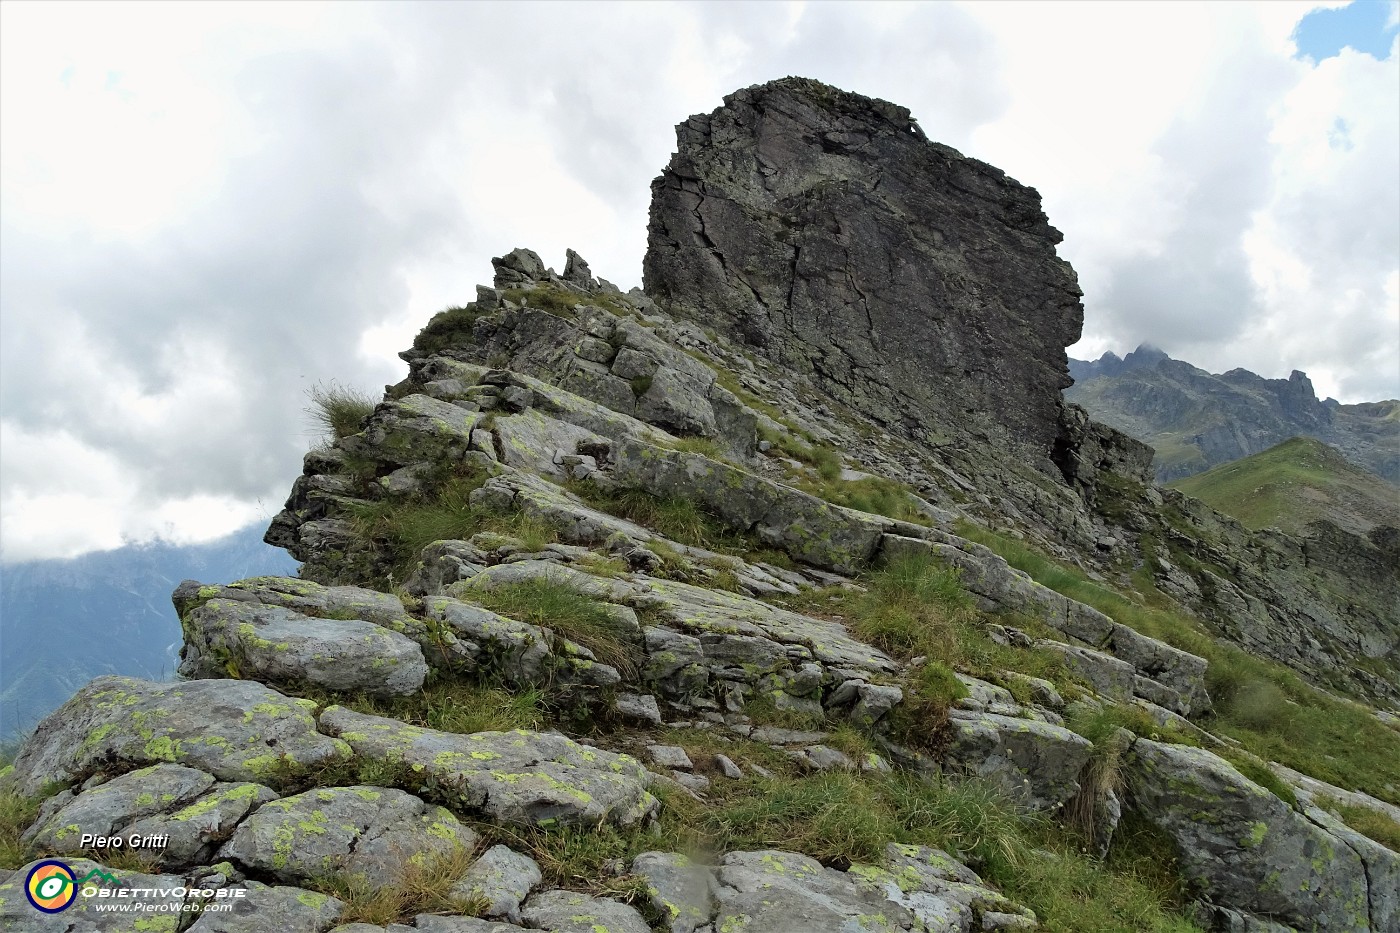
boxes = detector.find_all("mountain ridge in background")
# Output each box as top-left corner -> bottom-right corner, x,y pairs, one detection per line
1167,435 -> 1400,539
1066,344 -> 1400,484
0,523 -> 296,740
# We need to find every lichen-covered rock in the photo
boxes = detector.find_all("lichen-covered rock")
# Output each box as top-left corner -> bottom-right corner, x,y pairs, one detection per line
125,782 -> 280,868
1036,641 -> 1135,701
519,890 -> 650,933
2,677 -> 350,796
420,594 -> 619,689
944,710 -> 1093,811
632,851 -> 714,933
0,859 -> 188,932
1297,802 -> 1399,933
1123,737 -> 1372,932
20,766 -> 279,869
186,880 -> 345,933
632,844 -> 1035,933
453,557 -> 895,714
448,844 -> 542,924
178,598 -> 428,698
318,707 -> 657,828
24,764 -> 215,853
712,850 -> 961,932
219,786 -> 475,887
492,409 -> 610,479
342,393 -> 481,467
173,577 -> 422,635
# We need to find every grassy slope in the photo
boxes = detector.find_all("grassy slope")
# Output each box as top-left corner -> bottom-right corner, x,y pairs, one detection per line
956,522 -> 1400,808
1167,436 -> 1400,537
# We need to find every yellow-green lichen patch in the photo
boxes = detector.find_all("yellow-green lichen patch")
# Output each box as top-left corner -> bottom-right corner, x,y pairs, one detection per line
169,784 -> 266,822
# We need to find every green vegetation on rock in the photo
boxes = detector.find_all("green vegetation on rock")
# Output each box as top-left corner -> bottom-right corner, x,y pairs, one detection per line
467,578 -> 642,677
306,381 -> 378,440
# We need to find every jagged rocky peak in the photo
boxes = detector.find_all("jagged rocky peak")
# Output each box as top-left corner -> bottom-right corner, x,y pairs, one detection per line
644,76 -> 1084,456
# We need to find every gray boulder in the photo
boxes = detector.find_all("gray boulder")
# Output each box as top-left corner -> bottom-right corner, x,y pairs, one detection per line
24,764 -> 215,853
178,598 -> 428,697
1036,640 -> 1135,701
448,844 -> 542,924
3,677 -> 350,796
319,707 -> 657,828
220,786 -> 475,887
124,781 -> 281,868
632,851 -> 715,933
944,710 -> 1093,811
1124,737 -> 1371,932
173,577 -> 422,635
519,890 -> 650,933
712,849 -> 963,932
349,393 -> 482,467
610,438 -> 889,574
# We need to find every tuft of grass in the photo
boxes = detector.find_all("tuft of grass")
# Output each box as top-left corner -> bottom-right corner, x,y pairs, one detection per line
782,551 -> 1082,749
1068,703 -> 1200,749
311,843 -> 486,925
664,435 -> 730,461
467,578 -> 641,677
502,285 -> 586,318
305,679 -> 548,740
306,381 -> 378,440
885,662 -> 966,752
744,693 -> 828,732
567,482 -> 743,553
629,374 -> 654,398
412,303 -> 488,354
0,785 -> 42,869
1062,707 -> 1138,844
1314,797 -> 1400,852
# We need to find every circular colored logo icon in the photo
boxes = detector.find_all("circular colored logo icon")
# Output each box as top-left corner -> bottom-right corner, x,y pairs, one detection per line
25,860 -> 78,913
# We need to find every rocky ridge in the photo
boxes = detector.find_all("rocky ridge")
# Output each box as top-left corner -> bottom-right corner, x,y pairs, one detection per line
2,78 -> 1397,933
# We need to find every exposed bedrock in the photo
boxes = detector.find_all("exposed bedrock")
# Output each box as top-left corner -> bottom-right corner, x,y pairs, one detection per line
644,76 -> 1084,458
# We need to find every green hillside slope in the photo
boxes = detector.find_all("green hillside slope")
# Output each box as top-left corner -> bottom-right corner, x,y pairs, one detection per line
1168,436 -> 1400,537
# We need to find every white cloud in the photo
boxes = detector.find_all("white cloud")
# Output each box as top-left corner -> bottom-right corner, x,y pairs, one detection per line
0,421 -> 265,562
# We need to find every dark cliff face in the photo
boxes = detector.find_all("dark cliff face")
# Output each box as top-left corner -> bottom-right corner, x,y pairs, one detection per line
644,77 -> 1085,457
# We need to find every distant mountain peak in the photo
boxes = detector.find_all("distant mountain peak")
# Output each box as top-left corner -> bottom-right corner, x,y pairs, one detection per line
1066,349 -> 1396,485
1127,343 -> 1169,363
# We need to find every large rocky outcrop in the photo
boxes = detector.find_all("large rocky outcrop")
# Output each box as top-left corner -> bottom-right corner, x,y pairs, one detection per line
644,77 -> 1083,459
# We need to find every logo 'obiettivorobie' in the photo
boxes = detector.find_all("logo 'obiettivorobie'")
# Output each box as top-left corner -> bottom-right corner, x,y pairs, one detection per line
24,860 -> 121,913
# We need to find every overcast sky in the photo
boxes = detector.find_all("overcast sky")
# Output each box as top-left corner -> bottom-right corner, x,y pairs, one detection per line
2,0 -> 1397,563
